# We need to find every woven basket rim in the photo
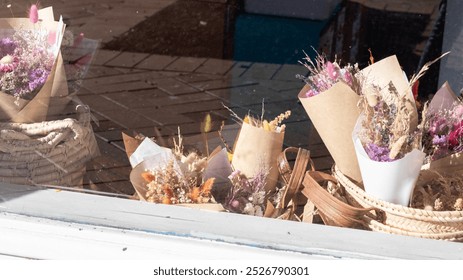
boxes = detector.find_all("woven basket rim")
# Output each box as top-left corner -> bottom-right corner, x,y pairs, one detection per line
333,165 -> 463,221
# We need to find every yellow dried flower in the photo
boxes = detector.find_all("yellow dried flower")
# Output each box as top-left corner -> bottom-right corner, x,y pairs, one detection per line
263,120 -> 271,131
227,152 -> 233,162
201,113 -> 212,133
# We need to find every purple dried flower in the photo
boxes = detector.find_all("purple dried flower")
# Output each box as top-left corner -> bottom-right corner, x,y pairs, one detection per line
223,168 -> 268,216
0,38 -> 16,57
0,26 -> 55,101
28,68 -> 50,92
365,143 -> 395,162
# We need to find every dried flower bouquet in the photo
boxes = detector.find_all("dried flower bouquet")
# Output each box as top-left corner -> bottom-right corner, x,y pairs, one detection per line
298,52 -> 362,182
229,106 -> 290,193
125,131 -> 223,210
0,5 -> 67,123
351,55 -> 426,206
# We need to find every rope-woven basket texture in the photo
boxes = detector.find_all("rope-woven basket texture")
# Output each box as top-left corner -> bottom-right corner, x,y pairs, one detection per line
0,105 -> 99,187
332,165 -> 463,242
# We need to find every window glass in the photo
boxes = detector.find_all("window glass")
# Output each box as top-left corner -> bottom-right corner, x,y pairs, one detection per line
0,0 -> 447,212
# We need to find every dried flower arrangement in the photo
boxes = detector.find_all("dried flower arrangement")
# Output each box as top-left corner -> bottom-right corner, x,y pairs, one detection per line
222,169 -> 268,216
0,4 -> 57,102
298,51 -> 360,97
412,172 -> 463,211
421,100 -> 463,161
356,52 -> 449,162
214,103 -> 291,216
357,81 -> 421,162
136,130 -> 216,205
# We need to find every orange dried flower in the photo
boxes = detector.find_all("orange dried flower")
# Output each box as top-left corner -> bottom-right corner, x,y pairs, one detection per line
162,196 -> 172,204
200,178 -> 215,196
141,172 -> 156,182
189,187 -> 201,203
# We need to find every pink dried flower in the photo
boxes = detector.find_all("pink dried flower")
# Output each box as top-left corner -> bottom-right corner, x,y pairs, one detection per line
298,51 -> 359,97
223,168 -> 268,216
29,4 -> 39,24
0,22 -> 55,100
449,120 -> 463,149
0,55 -> 18,72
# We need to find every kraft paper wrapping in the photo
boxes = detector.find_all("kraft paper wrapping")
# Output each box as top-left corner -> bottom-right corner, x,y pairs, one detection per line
0,9 -> 68,123
231,122 -> 284,192
422,82 -> 463,176
360,55 -> 418,129
427,81 -> 457,116
123,134 -> 225,210
298,82 -> 362,182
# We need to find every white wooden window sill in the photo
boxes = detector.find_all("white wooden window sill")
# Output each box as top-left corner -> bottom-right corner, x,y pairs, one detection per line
0,182 -> 462,260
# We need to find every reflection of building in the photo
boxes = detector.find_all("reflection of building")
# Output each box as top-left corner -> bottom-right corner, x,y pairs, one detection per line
319,0 -> 442,96
439,0 -> 463,94
243,0 -> 341,20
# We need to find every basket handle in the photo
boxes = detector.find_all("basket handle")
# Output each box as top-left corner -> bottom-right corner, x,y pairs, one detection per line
277,147 -> 315,208
301,170 -> 378,228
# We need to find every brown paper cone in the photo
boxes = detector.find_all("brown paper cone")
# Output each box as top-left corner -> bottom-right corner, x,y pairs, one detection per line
298,82 -> 362,182
360,55 -> 418,130
231,122 -> 284,192
122,132 -> 143,159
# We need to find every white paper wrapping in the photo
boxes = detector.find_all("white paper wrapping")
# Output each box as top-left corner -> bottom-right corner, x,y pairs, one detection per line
352,117 -> 425,206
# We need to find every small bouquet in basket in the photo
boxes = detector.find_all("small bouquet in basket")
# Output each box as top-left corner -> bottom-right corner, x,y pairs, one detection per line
409,81 -> 463,211
421,82 -> 463,170
0,5 -> 67,123
353,54 -> 450,206
297,51 -> 362,182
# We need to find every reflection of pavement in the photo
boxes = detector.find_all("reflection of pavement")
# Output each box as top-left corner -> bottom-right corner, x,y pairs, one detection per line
79,50 -> 322,194
0,0 -> 325,195
4,0 -> 440,194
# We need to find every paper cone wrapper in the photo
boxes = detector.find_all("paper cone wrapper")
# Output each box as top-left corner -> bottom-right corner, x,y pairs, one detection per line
0,14 -> 68,123
122,132 -> 143,160
360,55 -> 418,129
427,81 -> 457,116
298,82 -> 362,182
231,122 -> 284,192
203,146 -> 233,203
422,152 -> 463,176
130,153 -> 224,212
353,117 -> 425,206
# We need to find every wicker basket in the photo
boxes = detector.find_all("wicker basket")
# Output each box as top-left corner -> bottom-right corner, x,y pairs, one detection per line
0,105 -> 99,187
301,153 -> 463,242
